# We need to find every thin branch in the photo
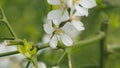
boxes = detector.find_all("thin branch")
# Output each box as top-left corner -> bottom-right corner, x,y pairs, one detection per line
67,53 -> 72,68
56,51 -> 66,65
4,40 -> 23,46
0,51 -> 19,57
0,7 -> 17,39
37,44 -> 49,51
66,48 -> 72,68
0,37 -> 15,40
0,32 -> 105,57
25,61 -> 31,68
70,31 -> 105,49
100,20 -> 109,68
0,45 -> 49,57
31,56 -> 38,68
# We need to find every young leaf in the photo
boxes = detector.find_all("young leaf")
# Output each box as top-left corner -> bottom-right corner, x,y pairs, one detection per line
18,45 -> 25,54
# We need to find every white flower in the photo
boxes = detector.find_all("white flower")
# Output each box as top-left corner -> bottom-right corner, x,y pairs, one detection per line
68,0 -> 97,16
44,0 -> 96,49
48,0 -> 68,9
47,0 -> 69,25
43,20 -> 73,48
61,22 -> 82,37
48,9 -> 69,25
62,10 -> 85,31
68,15 -> 85,31
48,0 -> 61,5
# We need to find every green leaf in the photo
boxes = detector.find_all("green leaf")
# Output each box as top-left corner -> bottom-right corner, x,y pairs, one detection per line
23,39 -> 28,48
26,43 -> 32,52
18,45 -> 25,54
18,39 -> 37,58
24,52 -> 31,58
30,48 -> 37,57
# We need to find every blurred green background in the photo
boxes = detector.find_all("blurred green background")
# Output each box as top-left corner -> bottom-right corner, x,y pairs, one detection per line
0,0 -> 120,68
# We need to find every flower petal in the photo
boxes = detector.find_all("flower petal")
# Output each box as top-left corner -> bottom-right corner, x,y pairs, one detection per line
67,0 -> 73,8
74,5 -> 89,16
47,0 -> 61,5
43,21 -> 54,34
60,33 -> 73,46
50,35 -> 58,48
47,9 -> 69,25
71,20 -> 85,31
52,20 -> 60,25
47,9 -> 62,25
79,0 -> 97,8
60,10 -> 69,22
47,9 -> 62,20
42,34 -> 52,43
61,22 -> 80,37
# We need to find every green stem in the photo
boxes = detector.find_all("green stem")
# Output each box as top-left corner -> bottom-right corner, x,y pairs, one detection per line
0,51 -> 19,57
70,32 -> 105,49
100,20 -> 109,68
0,7 -> 17,39
67,53 -> 72,68
0,32 -> 105,57
0,37 -> 15,40
0,45 -> 49,57
4,40 -> 23,46
37,44 -> 49,51
66,48 -> 72,68
32,57 -> 38,68
26,61 -> 31,68
56,50 -> 66,65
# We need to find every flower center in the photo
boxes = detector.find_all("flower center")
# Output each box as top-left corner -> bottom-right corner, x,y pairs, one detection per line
69,16 -> 79,22
54,27 -> 63,35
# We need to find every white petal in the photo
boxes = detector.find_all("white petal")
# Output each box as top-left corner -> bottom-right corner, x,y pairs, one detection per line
67,0 -> 73,8
47,9 -> 63,25
61,22 -> 80,37
48,9 -> 69,25
61,22 -> 73,32
53,19 -> 61,26
50,35 -> 58,48
60,10 -> 69,22
75,5 -> 89,16
43,21 -> 54,34
79,0 -> 97,8
47,9 -> 62,20
70,7 -> 75,15
71,20 -> 85,31
47,0 -> 61,5
42,34 -> 52,43
60,33 -> 73,46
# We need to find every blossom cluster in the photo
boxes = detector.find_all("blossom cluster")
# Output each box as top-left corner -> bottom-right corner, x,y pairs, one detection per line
43,0 -> 97,48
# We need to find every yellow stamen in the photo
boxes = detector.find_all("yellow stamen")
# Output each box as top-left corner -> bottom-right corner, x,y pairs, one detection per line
54,27 -> 63,35
69,16 -> 79,22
